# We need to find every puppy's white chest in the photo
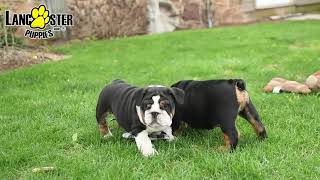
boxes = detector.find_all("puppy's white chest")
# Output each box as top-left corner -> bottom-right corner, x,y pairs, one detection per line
146,126 -> 167,133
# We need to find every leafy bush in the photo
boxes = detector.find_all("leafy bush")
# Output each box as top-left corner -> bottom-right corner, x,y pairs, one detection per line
0,4 -> 24,48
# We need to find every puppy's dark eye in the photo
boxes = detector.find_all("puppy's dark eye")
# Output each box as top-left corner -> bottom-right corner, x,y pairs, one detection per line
160,101 -> 169,109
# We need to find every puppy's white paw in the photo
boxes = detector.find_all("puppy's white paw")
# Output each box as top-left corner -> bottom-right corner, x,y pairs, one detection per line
103,132 -> 113,139
163,127 -> 175,142
167,135 -> 176,142
141,147 -> 158,157
135,130 -> 158,157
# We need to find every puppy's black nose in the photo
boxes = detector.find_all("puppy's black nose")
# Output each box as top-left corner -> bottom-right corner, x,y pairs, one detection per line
151,112 -> 159,119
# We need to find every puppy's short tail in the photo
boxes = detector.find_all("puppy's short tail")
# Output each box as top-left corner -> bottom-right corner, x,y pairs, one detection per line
235,79 -> 246,91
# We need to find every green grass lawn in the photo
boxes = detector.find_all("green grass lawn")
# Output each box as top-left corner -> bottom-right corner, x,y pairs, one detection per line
1,20 -> 320,179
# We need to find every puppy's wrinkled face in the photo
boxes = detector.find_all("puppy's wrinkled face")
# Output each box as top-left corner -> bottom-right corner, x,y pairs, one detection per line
136,87 -> 176,130
142,95 -> 173,127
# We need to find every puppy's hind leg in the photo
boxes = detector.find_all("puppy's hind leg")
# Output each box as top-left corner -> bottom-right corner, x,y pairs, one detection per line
218,111 -> 240,151
220,123 -> 239,151
96,103 -> 112,139
239,100 -> 267,139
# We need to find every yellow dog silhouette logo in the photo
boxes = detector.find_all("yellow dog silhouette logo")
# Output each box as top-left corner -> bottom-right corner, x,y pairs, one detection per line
30,5 -> 50,29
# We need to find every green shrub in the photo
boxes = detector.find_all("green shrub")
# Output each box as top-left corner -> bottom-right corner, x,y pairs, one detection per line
0,4 -> 24,48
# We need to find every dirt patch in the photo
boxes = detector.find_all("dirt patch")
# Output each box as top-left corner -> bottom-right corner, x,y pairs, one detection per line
0,47 -> 70,71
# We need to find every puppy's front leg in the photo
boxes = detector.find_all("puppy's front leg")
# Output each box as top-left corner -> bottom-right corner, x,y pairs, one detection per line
163,127 -> 175,141
135,130 -> 158,157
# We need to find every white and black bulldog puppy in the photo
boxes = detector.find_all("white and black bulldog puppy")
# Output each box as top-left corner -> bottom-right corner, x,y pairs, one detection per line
96,80 -> 184,157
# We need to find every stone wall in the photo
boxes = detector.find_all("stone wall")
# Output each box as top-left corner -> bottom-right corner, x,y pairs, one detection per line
213,0 -> 252,25
172,0 -> 209,29
149,0 -> 320,32
2,0 -> 320,39
66,0 -> 148,39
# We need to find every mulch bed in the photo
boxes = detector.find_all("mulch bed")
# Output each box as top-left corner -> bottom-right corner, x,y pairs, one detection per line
0,47 -> 69,71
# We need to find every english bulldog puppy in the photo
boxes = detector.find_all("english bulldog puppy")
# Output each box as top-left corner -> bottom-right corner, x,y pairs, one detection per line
171,79 -> 267,151
96,80 -> 184,156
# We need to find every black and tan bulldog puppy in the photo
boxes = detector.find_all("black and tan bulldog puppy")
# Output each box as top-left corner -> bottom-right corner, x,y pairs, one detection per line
96,80 -> 184,156
171,79 -> 267,150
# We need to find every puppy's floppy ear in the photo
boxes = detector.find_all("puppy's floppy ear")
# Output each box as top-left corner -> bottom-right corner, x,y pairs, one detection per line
135,88 -> 147,105
170,87 -> 185,104
171,80 -> 191,90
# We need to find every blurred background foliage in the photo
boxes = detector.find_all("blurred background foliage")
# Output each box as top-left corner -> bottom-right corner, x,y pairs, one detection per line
0,4 -> 24,48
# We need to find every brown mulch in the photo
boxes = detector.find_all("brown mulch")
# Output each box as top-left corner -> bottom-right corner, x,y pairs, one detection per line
0,47 -> 70,71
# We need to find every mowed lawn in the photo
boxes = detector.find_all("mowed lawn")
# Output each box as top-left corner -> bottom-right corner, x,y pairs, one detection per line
1,21 -> 319,179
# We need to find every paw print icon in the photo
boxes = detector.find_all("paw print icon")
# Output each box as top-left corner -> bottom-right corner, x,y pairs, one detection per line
30,5 -> 50,29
